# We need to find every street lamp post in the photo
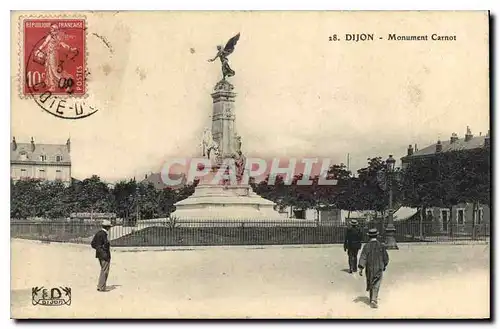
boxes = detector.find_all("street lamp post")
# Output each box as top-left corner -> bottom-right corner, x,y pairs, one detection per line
385,155 -> 399,250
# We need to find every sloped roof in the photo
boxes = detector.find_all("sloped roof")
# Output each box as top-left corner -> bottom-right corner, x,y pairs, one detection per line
393,207 -> 418,221
403,135 -> 487,159
142,172 -> 186,190
11,141 -> 71,164
341,210 -> 374,221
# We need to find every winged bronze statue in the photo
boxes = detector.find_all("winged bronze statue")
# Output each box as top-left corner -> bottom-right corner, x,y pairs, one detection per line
208,33 -> 240,80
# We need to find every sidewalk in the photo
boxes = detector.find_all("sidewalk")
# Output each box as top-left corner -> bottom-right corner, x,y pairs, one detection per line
11,238 -> 489,253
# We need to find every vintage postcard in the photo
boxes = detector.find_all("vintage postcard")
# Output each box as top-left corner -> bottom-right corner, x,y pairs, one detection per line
10,11 -> 490,319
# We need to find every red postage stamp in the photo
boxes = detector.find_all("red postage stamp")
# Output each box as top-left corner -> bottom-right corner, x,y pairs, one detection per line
22,18 -> 86,97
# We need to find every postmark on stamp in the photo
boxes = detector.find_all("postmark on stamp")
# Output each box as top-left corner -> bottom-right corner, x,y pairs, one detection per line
20,16 -> 98,119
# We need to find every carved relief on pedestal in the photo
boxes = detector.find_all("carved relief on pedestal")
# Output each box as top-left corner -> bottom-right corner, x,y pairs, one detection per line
234,135 -> 242,153
201,127 -> 222,165
223,106 -> 233,119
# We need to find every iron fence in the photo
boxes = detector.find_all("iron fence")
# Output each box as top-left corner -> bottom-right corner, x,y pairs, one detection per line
11,220 -> 101,244
11,219 -> 490,247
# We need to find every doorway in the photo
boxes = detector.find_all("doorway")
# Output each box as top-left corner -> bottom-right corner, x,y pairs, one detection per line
441,210 -> 449,232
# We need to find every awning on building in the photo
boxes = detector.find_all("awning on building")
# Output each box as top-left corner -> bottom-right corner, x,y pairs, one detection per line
393,207 -> 418,221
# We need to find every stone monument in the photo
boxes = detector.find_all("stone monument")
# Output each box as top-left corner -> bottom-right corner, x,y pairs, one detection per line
171,33 -> 284,221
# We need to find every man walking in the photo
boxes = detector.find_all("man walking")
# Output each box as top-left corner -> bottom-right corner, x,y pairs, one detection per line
343,219 -> 363,273
358,228 -> 389,308
91,220 -> 112,292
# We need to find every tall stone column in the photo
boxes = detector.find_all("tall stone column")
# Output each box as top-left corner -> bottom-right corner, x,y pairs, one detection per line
171,80 -> 294,222
211,80 -> 237,160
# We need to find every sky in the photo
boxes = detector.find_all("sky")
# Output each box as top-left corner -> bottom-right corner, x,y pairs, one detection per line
11,11 -> 490,182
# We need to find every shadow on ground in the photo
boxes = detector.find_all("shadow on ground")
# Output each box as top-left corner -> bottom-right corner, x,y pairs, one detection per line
353,296 -> 370,306
108,284 -> 121,291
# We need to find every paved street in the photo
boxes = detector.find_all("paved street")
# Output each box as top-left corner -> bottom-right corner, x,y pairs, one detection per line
11,239 -> 490,319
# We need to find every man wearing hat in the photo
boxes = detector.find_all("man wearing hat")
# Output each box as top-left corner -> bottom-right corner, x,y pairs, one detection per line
91,220 -> 113,292
343,219 -> 363,273
358,228 -> 389,308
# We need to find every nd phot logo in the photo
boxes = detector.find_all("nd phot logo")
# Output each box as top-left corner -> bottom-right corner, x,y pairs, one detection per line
32,286 -> 71,306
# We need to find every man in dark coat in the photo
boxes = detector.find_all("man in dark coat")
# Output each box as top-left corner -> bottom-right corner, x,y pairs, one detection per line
91,220 -> 112,292
344,219 -> 363,273
358,228 -> 389,308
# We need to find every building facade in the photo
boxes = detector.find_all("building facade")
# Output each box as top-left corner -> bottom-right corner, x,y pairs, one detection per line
11,137 -> 72,185
424,203 -> 490,236
400,127 -> 490,235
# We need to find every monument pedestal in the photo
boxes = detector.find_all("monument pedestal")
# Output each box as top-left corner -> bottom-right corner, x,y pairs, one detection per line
171,182 -> 285,221
171,79 -> 285,222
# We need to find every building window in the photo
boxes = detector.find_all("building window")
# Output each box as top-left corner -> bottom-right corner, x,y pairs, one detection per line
293,209 -> 306,219
426,209 -> 433,220
38,169 -> 46,179
56,155 -> 63,162
40,155 -> 47,161
457,209 -> 465,225
19,152 -> 27,161
20,169 -> 27,178
477,208 -> 484,225
56,170 -> 62,180
441,209 -> 450,231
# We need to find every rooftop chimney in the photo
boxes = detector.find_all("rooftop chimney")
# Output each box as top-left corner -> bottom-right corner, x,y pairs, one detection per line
414,144 -> 418,152
407,144 -> 414,156
31,137 -> 35,152
12,136 -> 17,151
450,133 -> 459,144
66,138 -> 71,153
436,139 -> 442,153
465,126 -> 473,142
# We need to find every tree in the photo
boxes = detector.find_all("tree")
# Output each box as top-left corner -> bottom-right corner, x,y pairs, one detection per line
11,178 -> 43,219
39,180 -> 70,219
251,163 -> 358,219
315,163 -> 354,216
436,153 -> 461,237
157,187 -> 178,217
175,179 -> 198,203
253,174 -> 292,212
112,179 -> 138,222
251,163 -> 356,220
77,175 -> 111,219
335,176 -> 363,215
400,147 -> 491,238
289,174 -> 312,208
401,156 -> 442,238
137,182 -> 159,220
460,148 -> 490,238
356,157 -> 389,214
445,148 -> 490,237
